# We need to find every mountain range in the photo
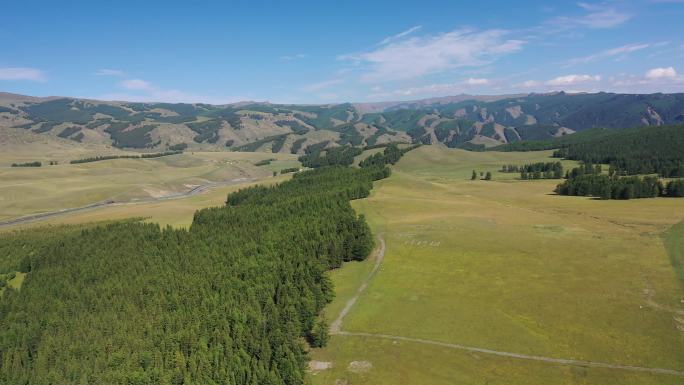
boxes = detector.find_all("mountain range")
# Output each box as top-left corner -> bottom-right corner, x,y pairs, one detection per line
1,91 -> 683,154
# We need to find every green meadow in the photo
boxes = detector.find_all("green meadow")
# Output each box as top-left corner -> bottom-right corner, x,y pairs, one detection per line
311,146 -> 684,385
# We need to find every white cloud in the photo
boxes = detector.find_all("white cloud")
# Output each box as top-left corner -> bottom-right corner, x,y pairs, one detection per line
464,78 -> 489,85
516,80 -> 542,88
120,78 -> 154,91
302,78 -> 344,92
513,75 -> 602,92
546,74 -> 601,86
368,82 -> 466,99
609,70 -> 684,93
546,3 -> 632,30
339,29 -> 524,82
379,25 -> 422,45
645,66 -> 677,79
97,90 -> 236,105
565,43 -> 650,66
95,69 -> 126,77
95,77 -> 237,104
367,78 -> 492,100
280,54 -> 308,61
0,67 -> 46,81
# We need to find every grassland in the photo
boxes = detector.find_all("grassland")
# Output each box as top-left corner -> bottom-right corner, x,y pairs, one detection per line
1,175 -> 291,232
2,142 -> 682,384
311,146 -> 684,385
665,220 -> 684,289
0,147 -> 299,223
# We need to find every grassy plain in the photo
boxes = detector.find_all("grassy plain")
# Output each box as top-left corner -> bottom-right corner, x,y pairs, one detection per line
0,147 -> 299,222
665,220 -> 684,289
312,146 -> 684,385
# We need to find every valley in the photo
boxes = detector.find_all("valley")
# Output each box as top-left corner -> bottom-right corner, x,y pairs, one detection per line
0,99 -> 683,385
4,2 -> 684,383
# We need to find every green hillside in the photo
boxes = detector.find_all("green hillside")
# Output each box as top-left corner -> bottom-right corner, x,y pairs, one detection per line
1,92 -> 684,153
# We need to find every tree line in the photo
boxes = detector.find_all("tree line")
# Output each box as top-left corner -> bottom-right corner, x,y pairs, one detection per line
501,162 -> 563,179
298,146 -> 362,168
555,166 -> 684,199
10,161 -> 42,167
254,158 -> 275,167
280,167 -> 300,174
358,144 -> 421,169
70,151 -> 183,164
551,125 -> 684,177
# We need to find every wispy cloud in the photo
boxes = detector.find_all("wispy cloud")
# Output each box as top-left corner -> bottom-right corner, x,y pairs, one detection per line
0,67 -> 46,81
464,78 -> 489,85
98,90 -> 236,104
339,28 -> 524,82
515,74 -> 601,91
610,67 -> 683,92
514,69 -> 684,94
120,78 -> 154,91
544,2 -> 632,30
545,74 -> 601,86
368,83 -> 464,99
564,43 -> 651,66
367,77 -> 493,100
302,78 -> 345,92
95,69 -> 126,77
280,54 -> 308,61
378,25 -> 422,45
94,77 -> 236,104
516,80 -> 542,88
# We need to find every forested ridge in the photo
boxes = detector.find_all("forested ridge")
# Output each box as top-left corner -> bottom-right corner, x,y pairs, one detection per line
0,147 -> 413,384
492,125 -> 684,177
551,125 -> 684,177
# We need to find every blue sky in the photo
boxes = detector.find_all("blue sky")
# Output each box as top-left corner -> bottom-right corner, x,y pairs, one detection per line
1,0 -> 683,104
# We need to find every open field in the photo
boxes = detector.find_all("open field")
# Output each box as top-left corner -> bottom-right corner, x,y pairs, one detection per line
0,147 -> 385,231
666,220 -> 684,287
311,146 -> 684,385
0,176 -> 291,232
0,147 -> 299,223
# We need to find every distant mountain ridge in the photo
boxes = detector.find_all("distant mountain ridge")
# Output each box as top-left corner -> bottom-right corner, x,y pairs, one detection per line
1,91 -> 683,153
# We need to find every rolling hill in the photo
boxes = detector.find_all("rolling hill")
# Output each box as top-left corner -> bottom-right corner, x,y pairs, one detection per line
1,91 -> 683,154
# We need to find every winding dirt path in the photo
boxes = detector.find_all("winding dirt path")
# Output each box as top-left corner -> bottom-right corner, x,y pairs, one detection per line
330,236 -> 684,377
330,236 -> 385,334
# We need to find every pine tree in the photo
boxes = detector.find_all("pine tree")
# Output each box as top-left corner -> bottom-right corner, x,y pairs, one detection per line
309,318 -> 329,348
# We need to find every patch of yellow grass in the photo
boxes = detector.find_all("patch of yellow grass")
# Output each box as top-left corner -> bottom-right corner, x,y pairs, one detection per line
7,272 -> 26,290
0,150 -> 298,222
